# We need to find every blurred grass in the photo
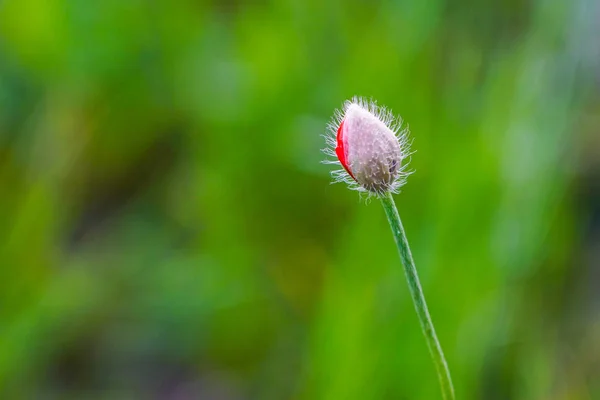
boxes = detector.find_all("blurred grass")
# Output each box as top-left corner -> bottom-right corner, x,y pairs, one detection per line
0,0 -> 599,399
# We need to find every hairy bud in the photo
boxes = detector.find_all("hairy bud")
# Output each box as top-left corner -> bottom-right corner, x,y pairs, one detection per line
323,97 -> 412,196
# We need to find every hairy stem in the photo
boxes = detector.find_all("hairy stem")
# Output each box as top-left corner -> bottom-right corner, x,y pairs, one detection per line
380,192 -> 455,400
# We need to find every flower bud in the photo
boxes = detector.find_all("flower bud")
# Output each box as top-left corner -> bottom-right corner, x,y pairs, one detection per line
323,97 -> 411,195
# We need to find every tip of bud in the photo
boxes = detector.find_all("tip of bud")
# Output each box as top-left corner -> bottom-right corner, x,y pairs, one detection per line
323,97 -> 412,196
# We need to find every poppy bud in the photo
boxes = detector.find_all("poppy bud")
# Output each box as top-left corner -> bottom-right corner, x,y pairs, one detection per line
323,97 -> 411,195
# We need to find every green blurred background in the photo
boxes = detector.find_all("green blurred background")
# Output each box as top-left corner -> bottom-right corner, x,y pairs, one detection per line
1,0 -> 599,399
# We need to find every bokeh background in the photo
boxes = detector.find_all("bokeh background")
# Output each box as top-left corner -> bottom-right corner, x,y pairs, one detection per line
1,0 -> 599,399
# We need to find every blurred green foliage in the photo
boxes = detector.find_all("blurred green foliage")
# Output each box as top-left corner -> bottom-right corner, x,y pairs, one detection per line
0,0 -> 599,399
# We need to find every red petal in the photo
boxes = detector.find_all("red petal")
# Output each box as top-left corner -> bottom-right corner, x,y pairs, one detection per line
335,120 -> 355,180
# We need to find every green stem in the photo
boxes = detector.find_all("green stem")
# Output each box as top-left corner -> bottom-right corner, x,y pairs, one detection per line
380,192 -> 455,400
